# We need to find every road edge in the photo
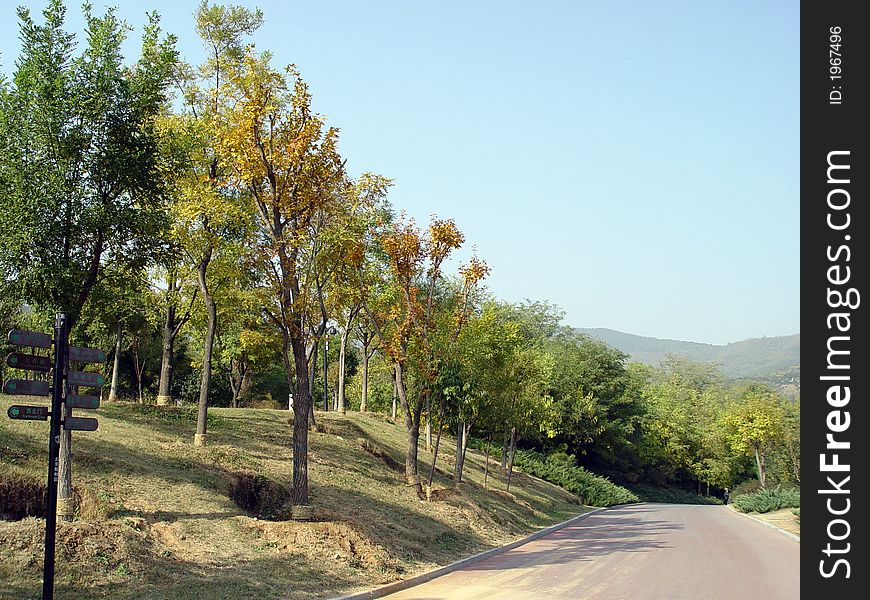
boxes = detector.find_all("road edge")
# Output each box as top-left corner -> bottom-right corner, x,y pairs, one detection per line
727,505 -> 801,542
331,504 -> 620,600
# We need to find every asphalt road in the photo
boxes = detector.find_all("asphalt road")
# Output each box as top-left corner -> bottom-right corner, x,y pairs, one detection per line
382,504 -> 799,600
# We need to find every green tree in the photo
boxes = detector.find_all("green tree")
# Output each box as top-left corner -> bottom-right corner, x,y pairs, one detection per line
0,0 -> 176,520
0,1 -> 176,328
164,0 -> 261,444
723,384 -> 786,488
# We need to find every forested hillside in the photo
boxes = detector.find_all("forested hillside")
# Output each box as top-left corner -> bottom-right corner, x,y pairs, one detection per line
577,328 -> 800,381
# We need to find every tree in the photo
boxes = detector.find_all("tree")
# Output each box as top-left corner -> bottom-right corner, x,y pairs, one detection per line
153,265 -> 196,405
216,48 -> 347,507
0,0 -> 176,520
165,1 -> 261,444
357,216 -> 482,495
0,2 -> 176,328
723,384 -> 786,488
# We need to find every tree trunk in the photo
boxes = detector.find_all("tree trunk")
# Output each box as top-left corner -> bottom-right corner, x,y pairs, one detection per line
306,338 -> 318,428
57,402 -> 74,522
337,328 -> 349,414
131,337 -> 145,403
390,371 -> 397,421
195,260 -> 217,447
500,427 -> 510,470
228,357 -> 247,408
454,420 -> 465,484
157,277 -> 177,405
395,363 -> 422,496
754,445 -> 766,488
360,346 -> 369,412
461,423 -> 472,473
322,339 -> 329,412
426,395 -> 446,499
157,319 -> 174,404
484,437 -> 491,489
108,322 -> 123,401
425,394 -> 432,452
506,427 -> 517,492
291,335 -> 312,506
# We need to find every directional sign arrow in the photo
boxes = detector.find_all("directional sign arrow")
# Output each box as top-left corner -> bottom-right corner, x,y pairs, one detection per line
69,346 -> 107,364
67,371 -> 104,388
7,329 -> 52,349
66,395 -> 100,410
6,352 -> 52,373
64,417 -> 98,432
3,379 -> 50,396
7,404 -> 50,421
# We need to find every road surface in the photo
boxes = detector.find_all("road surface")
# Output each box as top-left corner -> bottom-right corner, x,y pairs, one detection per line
382,504 -> 798,600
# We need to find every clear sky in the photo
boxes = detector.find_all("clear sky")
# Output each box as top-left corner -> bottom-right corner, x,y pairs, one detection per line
1,1 -> 799,345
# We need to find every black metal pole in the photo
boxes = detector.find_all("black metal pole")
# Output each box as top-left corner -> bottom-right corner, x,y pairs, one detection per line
43,313 -> 67,600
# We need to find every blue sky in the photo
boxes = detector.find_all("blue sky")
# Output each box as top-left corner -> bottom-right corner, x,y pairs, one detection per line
1,1 -> 799,345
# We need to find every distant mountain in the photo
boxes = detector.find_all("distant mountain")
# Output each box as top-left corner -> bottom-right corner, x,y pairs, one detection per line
576,328 -> 800,382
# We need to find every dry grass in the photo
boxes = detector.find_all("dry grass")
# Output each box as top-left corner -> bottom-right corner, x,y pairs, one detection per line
748,508 -> 801,537
0,395 -> 585,599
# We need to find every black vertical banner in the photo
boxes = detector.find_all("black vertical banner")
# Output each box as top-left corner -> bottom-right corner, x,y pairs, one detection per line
802,1 -> 868,597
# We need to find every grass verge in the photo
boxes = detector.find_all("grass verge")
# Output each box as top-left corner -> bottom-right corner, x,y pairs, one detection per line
1,396 -> 584,599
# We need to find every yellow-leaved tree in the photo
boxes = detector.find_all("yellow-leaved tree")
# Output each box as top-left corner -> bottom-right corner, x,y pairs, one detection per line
217,49 -> 345,507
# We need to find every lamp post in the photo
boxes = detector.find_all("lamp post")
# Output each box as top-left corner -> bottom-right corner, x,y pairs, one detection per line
323,326 -> 337,411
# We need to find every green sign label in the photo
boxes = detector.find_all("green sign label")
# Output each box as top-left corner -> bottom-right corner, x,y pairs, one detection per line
7,329 -> 52,349
64,416 -> 98,432
67,395 -> 100,410
3,379 -> 51,396
6,353 -> 52,372
67,371 -> 104,388
69,346 -> 107,364
7,404 -> 50,421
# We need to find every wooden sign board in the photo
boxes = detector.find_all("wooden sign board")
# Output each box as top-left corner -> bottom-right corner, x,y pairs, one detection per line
7,404 -> 50,421
3,379 -> 50,396
66,395 -> 100,410
69,346 -> 106,364
64,416 -> 98,432
67,371 -> 104,388
7,330 -> 52,349
6,353 -> 52,373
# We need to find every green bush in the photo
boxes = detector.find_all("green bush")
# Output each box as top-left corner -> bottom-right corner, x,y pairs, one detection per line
732,486 -> 800,513
510,448 -> 638,507
629,484 -> 722,505
731,479 -> 764,497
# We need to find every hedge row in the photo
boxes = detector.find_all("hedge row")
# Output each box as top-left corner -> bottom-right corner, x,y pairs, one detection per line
511,450 -> 639,507
732,486 -> 800,514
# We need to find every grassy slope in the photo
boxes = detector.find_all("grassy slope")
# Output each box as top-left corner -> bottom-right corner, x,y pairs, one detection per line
0,395 -> 584,600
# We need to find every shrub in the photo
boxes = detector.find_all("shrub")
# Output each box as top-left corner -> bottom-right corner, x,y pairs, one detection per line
629,484 -> 723,505
731,479 -> 764,497
732,486 -> 800,513
510,448 -> 638,507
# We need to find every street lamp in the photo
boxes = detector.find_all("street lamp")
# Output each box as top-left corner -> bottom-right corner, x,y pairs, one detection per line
323,326 -> 337,410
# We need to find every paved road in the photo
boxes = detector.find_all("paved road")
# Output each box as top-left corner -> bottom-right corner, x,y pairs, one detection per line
382,504 -> 799,600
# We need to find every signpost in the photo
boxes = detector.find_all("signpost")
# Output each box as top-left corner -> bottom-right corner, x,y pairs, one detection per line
2,379 -> 51,396
6,352 -> 52,372
2,315 -> 105,600
66,394 -> 100,410
7,329 -> 52,349
7,405 -> 50,421
67,370 -> 105,388
64,416 -> 99,432
69,346 -> 106,363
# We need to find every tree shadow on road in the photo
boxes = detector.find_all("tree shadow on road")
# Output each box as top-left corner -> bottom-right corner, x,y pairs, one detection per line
464,506 -> 682,570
